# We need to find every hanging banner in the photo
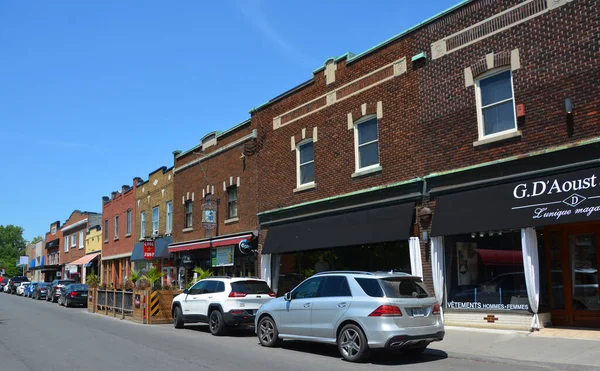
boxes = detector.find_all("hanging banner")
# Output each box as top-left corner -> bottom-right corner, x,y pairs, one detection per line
143,240 -> 155,260
211,246 -> 234,267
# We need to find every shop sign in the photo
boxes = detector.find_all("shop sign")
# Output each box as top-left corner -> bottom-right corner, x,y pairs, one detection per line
212,246 -> 234,267
446,301 -> 529,311
432,167 -> 600,236
68,265 -> 78,274
181,255 -> 193,265
143,240 -> 155,260
202,198 -> 217,230
19,256 -> 29,266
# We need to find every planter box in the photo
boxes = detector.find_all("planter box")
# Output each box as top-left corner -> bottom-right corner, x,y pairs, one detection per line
147,290 -> 183,325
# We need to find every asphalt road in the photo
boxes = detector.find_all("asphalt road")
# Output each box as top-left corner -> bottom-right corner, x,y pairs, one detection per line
0,292 -> 564,371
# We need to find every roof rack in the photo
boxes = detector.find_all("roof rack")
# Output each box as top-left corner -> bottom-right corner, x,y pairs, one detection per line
314,271 -> 375,276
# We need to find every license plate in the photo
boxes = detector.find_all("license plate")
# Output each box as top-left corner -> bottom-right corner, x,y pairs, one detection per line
81,294 -> 87,297
411,308 -> 425,317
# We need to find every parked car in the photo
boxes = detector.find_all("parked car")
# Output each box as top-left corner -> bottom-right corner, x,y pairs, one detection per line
172,277 -> 276,335
47,279 -> 76,302
58,284 -> 89,307
16,282 -> 30,296
24,282 -> 39,298
8,276 -> 29,295
0,277 -> 9,292
255,271 -> 444,362
32,282 -> 51,300
2,279 -> 11,293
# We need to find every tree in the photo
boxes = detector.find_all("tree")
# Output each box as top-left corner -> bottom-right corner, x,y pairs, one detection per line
29,235 -> 43,244
0,225 -> 27,277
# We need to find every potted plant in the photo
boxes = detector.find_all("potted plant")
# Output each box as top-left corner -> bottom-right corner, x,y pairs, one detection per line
141,267 -> 165,291
86,272 -> 100,288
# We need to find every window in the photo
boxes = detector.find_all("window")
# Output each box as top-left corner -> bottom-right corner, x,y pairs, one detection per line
184,201 -> 193,228
296,140 -> 314,186
51,226 -> 57,235
166,201 -> 173,233
79,231 -> 84,249
475,69 -> 517,138
126,209 -> 132,235
140,211 -> 146,239
227,187 -> 238,219
114,215 -> 119,239
152,206 -> 159,235
71,234 -> 76,247
292,277 -> 323,299
188,281 -> 205,295
320,276 -> 352,297
64,236 -> 69,253
104,219 -> 108,241
202,280 -> 218,294
354,116 -> 379,171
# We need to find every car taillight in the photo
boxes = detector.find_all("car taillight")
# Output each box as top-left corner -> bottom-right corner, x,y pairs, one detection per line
432,303 -> 441,315
268,292 -> 276,297
70,292 -> 78,298
369,305 -> 403,317
228,292 -> 247,298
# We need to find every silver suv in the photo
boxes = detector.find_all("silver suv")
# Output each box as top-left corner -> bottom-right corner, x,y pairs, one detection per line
255,271 -> 444,362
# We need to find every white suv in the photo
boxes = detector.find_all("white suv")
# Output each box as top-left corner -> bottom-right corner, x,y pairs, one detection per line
172,277 -> 275,335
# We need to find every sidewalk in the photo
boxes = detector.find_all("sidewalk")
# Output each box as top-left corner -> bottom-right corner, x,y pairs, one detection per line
428,326 -> 600,370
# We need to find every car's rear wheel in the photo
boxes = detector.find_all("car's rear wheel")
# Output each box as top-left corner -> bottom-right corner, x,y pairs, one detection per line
337,324 -> 370,362
209,310 -> 226,336
173,307 -> 184,329
258,316 -> 281,347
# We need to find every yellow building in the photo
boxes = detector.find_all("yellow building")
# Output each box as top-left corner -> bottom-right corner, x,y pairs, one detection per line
84,225 -> 102,283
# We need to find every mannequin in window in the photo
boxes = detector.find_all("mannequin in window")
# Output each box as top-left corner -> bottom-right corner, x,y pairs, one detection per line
314,255 -> 330,273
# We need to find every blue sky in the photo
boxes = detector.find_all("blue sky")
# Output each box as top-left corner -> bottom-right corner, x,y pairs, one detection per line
0,0 -> 459,241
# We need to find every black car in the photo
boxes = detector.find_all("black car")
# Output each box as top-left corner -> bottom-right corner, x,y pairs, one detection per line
47,279 -> 76,302
32,282 -> 51,300
58,284 -> 89,307
8,276 -> 29,295
0,277 -> 8,292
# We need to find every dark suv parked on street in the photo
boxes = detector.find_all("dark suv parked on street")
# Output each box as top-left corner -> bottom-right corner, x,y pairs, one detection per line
47,279 -> 76,302
8,276 -> 29,295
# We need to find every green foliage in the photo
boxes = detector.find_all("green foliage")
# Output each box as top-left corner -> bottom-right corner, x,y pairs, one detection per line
141,267 -> 165,289
30,235 -> 43,244
130,270 -> 140,283
86,272 -> 100,285
185,267 -> 213,289
0,225 -> 27,277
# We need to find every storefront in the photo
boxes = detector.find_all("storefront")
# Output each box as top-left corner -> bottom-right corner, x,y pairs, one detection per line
430,162 -> 600,329
131,236 -> 177,288
168,231 -> 258,288
260,199 -> 423,296
65,253 -> 100,284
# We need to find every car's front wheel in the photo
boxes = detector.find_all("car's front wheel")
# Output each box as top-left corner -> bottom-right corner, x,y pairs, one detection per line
257,316 -> 281,347
337,324 -> 370,362
173,307 -> 184,329
209,310 -> 226,336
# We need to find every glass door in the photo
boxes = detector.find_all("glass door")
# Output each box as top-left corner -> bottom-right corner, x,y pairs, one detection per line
569,233 -> 600,322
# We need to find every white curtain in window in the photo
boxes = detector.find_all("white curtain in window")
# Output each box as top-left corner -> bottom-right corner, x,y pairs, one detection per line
431,236 -> 445,321
521,227 -> 540,330
409,237 -> 423,278
271,254 -> 281,294
260,253 -> 271,288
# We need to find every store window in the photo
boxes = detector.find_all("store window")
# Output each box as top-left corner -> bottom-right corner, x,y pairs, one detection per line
445,230 -> 530,311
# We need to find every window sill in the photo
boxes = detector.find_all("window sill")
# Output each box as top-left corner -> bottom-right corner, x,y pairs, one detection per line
113,237 -> 119,241
352,165 -> 382,178
473,130 -> 522,147
183,227 -> 194,233
104,240 -> 108,244
224,217 -> 239,225
125,233 -> 131,238
293,182 -> 316,193
79,246 -> 84,249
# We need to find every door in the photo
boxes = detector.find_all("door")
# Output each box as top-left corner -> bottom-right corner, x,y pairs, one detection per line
183,281 -> 206,316
278,277 -> 323,337
546,223 -> 600,327
310,276 -> 352,339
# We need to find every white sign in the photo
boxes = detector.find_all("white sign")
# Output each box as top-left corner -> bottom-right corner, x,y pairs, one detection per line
68,265 -> 78,274
19,256 -> 29,265
212,246 -> 234,267
447,301 -> 529,311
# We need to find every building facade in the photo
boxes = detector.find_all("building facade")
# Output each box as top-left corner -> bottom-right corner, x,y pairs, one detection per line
101,183 -> 137,287
42,221 -> 63,282
130,166 -> 175,287
251,0 -> 599,330
169,120 -> 259,285
61,210 -> 101,283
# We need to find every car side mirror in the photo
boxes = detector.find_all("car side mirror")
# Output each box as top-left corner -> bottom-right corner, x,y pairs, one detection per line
183,289 -> 189,294
284,292 -> 292,301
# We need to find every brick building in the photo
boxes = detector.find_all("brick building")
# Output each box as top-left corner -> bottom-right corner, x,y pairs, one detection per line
169,120 -> 260,284
61,210 -> 101,283
101,183 -> 137,287
130,166 -> 175,287
252,0 -> 599,330
41,221 -> 62,282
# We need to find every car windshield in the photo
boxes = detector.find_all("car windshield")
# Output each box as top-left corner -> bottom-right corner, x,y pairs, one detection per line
69,284 -> 89,291
379,278 -> 432,298
58,280 -> 75,286
230,280 -> 272,294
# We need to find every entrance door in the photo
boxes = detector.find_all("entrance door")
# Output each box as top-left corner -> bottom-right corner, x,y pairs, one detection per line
546,224 -> 600,327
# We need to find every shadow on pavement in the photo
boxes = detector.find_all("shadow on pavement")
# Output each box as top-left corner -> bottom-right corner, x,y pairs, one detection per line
182,324 -> 257,337
280,341 -> 448,365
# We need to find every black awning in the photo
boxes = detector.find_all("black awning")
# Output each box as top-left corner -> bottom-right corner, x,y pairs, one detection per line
131,236 -> 173,262
45,239 -> 59,249
431,166 -> 600,236
262,203 -> 414,254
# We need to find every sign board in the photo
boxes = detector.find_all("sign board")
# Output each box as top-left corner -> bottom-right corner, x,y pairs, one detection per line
202,199 -> 218,229
56,272 -> 62,278
143,240 -> 155,260
432,167 -> 600,236
19,256 -> 29,265
211,246 -> 234,267
68,265 -> 78,274
239,239 -> 252,254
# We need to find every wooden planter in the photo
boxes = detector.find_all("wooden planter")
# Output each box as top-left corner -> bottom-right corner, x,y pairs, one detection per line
146,290 -> 183,325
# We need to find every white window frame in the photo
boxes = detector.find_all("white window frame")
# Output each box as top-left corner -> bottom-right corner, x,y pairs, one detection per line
353,115 -> 380,172
126,209 -> 132,235
166,201 -> 173,233
114,215 -> 119,239
152,206 -> 159,235
71,233 -> 76,248
227,186 -> 238,219
140,211 -> 146,239
184,201 -> 193,228
64,236 -> 69,253
104,219 -> 108,242
296,139 -> 315,188
474,67 -> 518,141
51,226 -> 57,235
79,230 -> 84,249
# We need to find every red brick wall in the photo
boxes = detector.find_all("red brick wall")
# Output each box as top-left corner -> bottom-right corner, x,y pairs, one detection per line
102,186 -> 137,257
172,124 -> 258,243
61,211 -> 95,264
45,221 -> 62,264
